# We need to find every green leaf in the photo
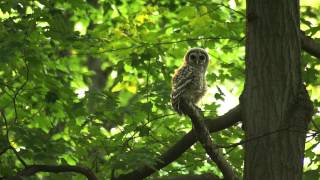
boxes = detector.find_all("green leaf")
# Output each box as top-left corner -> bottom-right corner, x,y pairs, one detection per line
303,170 -> 320,180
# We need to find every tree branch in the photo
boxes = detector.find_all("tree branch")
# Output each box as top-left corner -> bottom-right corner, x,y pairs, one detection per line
180,100 -> 237,180
300,31 -> 320,59
12,58 -> 29,123
114,106 -> 241,180
0,146 -> 10,157
1,110 -> 27,167
5,165 -> 98,180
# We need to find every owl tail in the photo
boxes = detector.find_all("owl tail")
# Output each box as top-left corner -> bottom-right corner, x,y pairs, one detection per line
172,96 -> 203,116
171,96 -> 186,116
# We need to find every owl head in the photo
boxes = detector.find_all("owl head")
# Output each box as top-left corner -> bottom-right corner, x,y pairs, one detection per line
184,48 -> 209,69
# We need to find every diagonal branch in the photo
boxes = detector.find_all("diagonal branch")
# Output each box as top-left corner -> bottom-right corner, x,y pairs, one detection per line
114,106 -> 241,180
300,31 -> 320,59
180,100 -> 237,180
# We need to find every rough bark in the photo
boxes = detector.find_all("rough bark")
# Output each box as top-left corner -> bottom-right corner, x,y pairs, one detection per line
242,1 -> 313,180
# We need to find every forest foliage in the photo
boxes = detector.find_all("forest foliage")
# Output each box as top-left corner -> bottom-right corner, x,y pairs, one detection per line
0,0 -> 320,179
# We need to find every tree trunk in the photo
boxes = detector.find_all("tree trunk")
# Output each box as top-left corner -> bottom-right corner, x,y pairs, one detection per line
242,0 -> 313,179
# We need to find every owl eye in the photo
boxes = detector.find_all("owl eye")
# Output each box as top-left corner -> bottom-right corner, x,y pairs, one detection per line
190,54 -> 196,60
199,55 -> 206,61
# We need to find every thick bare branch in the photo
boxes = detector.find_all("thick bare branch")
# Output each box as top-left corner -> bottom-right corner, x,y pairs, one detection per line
114,106 -> 241,180
300,31 -> 320,58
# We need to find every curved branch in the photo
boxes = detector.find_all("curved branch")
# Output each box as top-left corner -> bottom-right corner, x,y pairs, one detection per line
180,100 -> 237,180
6,165 -> 97,180
300,31 -> 320,59
114,106 -> 241,180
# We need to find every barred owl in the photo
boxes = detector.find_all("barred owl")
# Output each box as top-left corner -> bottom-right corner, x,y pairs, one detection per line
171,48 -> 209,115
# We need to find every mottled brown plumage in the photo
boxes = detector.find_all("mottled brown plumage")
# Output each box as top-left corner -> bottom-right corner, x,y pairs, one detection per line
171,48 -> 209,115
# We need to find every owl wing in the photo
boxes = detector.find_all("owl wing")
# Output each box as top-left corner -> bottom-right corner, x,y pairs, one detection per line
171,66 -> 194,100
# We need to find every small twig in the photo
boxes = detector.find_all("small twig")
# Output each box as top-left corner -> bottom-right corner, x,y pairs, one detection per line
217,127 -> 315,151
13,58 -> 29,123
1,110 -> 27,167
0,82 -> 15,94
224,146 -> 237,156
311,119 -> 320,132
211,2 -> 245,17
2,110 -> 9,141
10,146 -> 27,167
111,168 -> 116,180
216,127 -> 289,149
146,57 -> 151,122
0,146 -> 10,156
75,36 -> 242,55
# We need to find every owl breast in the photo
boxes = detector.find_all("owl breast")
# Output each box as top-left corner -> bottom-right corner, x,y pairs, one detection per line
184,72 -> 207,104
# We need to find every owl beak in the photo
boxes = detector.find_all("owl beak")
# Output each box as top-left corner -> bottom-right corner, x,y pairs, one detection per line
196,59 -> 200,65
